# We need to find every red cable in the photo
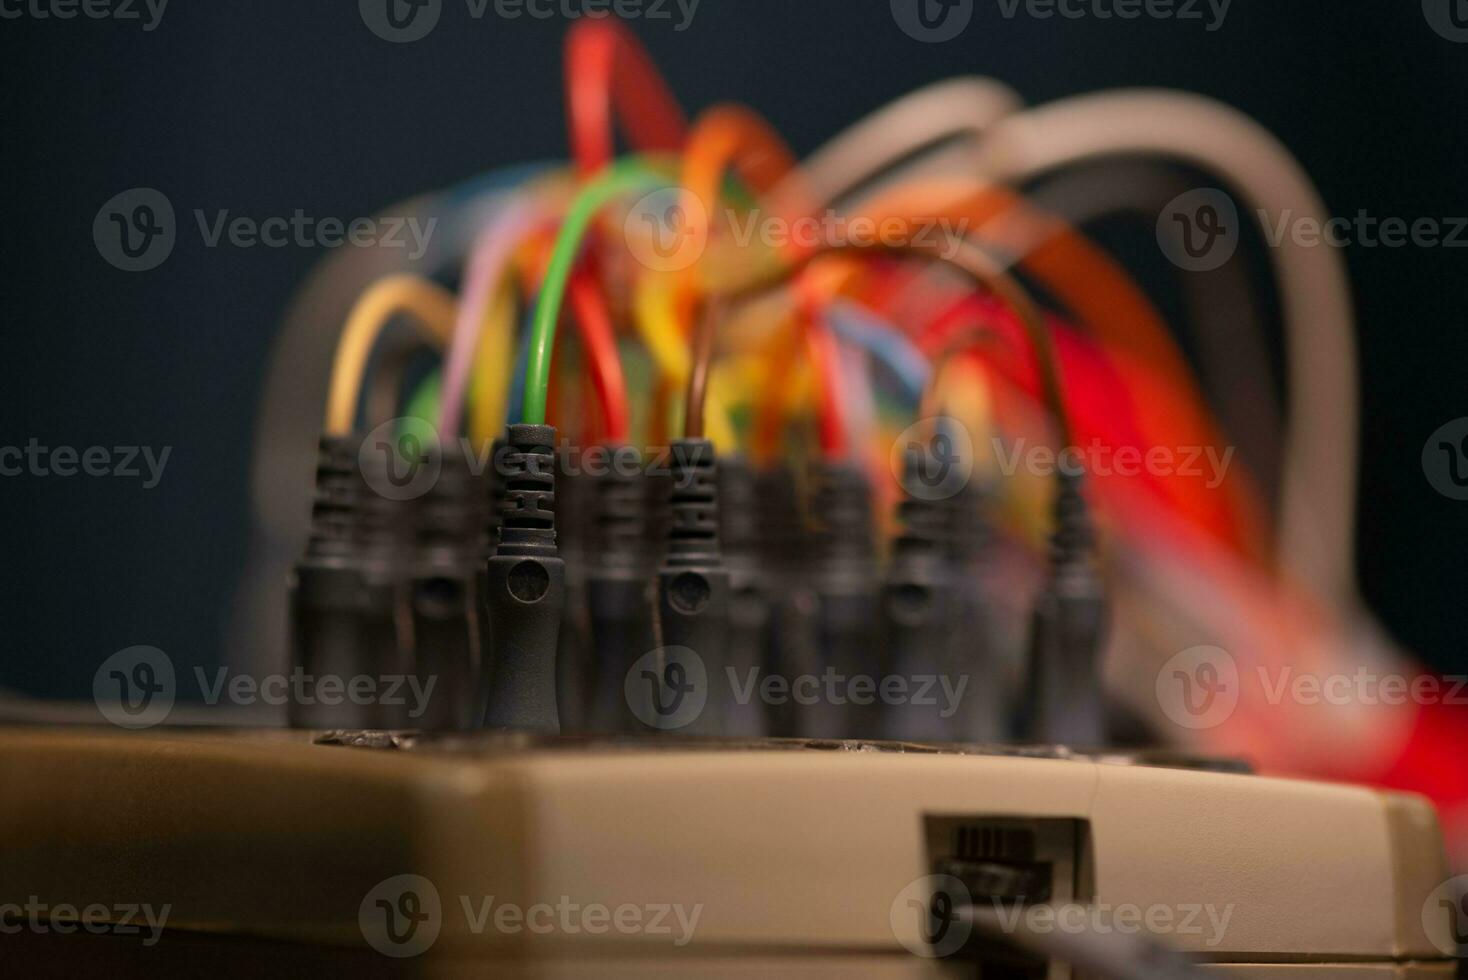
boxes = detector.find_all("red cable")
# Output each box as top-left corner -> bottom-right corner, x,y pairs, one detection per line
921,297 -> 1148,458
579,359 -> 604,447
565,17 -> 687,176
797,274 -> 850,458
562,18 -> 687,446
567,263 -> 631,444
920,293 -> 1249,552
1371,694 -> 1468,814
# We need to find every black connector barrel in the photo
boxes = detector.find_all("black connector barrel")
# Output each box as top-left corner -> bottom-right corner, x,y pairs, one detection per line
944,478 -> 1004,743
718,457 -> 771,737
585,448 -> 657,733
553,457 -> 593,732
755,464 -> 814,738
803,460 -> 883,739
473,436 -> 509,710
1018,469 -> 1107,745
407,445 -> 484,730
883,446 -> 964,742
289,435 -> 406,729
481,423 -> 565,733
654,438 -> 730,735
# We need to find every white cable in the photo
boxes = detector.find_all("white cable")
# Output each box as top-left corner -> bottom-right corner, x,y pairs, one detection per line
779,76 -> 1022,212
973,90 -> 1359,609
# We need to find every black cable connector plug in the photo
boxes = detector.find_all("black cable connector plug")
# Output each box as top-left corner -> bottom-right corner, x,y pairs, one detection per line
407,444 -> 484,730
717,456 -> 771,737
945,477 -> 1004,743
755,464 -> 813,738
1018,467 -> 1107,746
883,444 -> 963,742
804,460 -> 883,739
585,448 -> 656,733
481,423 -> 564,733
289,435 -> 405,729
473,436 -> 509,701
654,438 -> 730,734
552,456 -> 593,732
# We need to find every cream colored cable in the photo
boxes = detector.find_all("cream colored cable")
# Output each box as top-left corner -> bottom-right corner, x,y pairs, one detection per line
973,90 -> 1359,609
773,76 -> 1022,213
323,274 -> 459,436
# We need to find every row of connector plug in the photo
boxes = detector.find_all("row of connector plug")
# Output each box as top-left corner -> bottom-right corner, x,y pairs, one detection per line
290,424 -> 1109,745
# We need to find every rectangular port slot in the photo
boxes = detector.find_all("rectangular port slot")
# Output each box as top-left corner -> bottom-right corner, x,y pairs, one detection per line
923,816 -> 1093,979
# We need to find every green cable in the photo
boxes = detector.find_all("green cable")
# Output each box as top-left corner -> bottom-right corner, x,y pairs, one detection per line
522,160 -> 669,426
399,367 -> 443,447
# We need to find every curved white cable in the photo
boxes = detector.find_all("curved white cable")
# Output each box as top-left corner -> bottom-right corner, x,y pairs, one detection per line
779,76 -> 1023,212
974,90 -> 1359,609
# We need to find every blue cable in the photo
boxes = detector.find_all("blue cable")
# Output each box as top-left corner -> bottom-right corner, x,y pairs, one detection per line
826,300 -> 931,405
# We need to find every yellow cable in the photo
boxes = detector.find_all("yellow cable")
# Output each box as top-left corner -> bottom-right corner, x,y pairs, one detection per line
633,275 -> 691,383
928,354 -> 994,469
632,275 -> 737,451
468,277 -> 518,446
324,274 -> 459,436
702,369 -> 738,453
710,351 -> 771,417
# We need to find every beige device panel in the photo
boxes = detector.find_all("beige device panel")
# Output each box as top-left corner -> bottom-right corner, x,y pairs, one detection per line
0,728 -> 1455,978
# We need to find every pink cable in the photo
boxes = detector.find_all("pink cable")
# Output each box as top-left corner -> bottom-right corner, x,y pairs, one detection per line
438,200 -> 540,437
